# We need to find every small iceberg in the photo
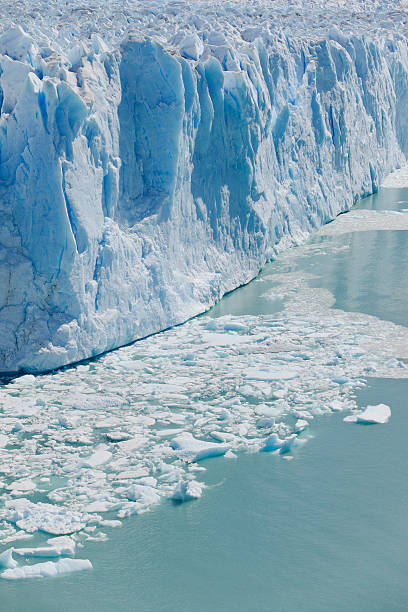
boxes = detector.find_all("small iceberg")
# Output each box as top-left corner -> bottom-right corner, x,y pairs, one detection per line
262,433 -> 297,454
0,548 -> 18,569
344,404 -> 391,424
172,480 -> 204,502
1,558 -> 92,580
13,536 -> 76,558
170,432 -> 229,462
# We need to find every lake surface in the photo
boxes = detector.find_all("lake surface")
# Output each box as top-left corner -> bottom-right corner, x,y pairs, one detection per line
2,185 -> 408,611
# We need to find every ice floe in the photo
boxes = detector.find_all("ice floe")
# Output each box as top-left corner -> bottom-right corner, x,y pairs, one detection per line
14,536 -> 76,558
345,404 -> 391,424
170,433 -> 229,462
1,558 -> 92,580
0,548 -> 17,569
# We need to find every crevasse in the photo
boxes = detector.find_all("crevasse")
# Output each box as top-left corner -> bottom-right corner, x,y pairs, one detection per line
0,21 -> 407,373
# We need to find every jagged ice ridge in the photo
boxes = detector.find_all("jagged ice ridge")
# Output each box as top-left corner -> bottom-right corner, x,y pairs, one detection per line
1,1 -> 408,372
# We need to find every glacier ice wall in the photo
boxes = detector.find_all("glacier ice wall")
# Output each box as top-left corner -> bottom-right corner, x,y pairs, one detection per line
1,9 -> 408,372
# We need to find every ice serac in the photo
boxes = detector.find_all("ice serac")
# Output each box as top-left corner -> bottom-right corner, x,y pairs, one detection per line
0,6 -> 408,372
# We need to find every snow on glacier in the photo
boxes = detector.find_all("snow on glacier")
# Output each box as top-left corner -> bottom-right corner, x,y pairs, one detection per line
0,206 -> 408,574
0,1 -> 408,371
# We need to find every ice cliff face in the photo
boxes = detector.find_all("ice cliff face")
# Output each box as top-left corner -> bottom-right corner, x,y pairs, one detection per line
1,1 -> 408,373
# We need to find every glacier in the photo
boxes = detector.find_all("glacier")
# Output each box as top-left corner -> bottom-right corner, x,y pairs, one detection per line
1,1 -> 408,372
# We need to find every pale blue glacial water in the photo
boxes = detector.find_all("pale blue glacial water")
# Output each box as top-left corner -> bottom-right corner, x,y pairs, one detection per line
2,187 -> 408,611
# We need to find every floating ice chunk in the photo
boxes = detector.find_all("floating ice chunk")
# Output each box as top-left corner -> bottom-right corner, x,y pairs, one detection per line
257,417 -> 275,428
1,397 -> 40,418
7,479 -> 37,493
0,548 -> 17,569
200,333 -> 251,346
3,499 -> 89,535
222,321 -> 248,332
14,536 -> 75,558
47,536 -> 76,554
210,431 -> 236,443
245,367 -> 299,381
172,480 -> 203,502
330,400 -> 344,412
105,431 -> 131,442
343,415 -> 358,423
136,477 -> 157,487
157,462 -> 184,483
1,558 -> 92,580
385,358 -> 404,369
81,449 -> 112,468
11,375 -> 36,385
117,437 -> 145,451
1,532 -> 34,544
332,377 -> 351,385
84,501 -> 114,513
111,468 -> 149,481
178,33 -> 204,60
295,419 -> 308,432
279,435 -> 298,454
293,410 -> 313,420
125,484 -> 160,506
155,428 -> 183,439
255,404 -> 284,418
170,432 -> 228,462
99,520 -> 122,528
262,433 -> 297,454
272,389 -> 288,399
0,434 -> 8,448
132,415 -> 155,427
356,404 -> 391,424
118,483 -> 160,518
57,415 -> 81,428
262,433 -> 284,452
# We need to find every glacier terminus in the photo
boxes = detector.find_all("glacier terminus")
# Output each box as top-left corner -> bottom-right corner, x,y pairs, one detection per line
1,0 -> 408,373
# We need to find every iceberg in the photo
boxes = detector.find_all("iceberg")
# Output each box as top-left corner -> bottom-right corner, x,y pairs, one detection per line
0,2 -> 408,373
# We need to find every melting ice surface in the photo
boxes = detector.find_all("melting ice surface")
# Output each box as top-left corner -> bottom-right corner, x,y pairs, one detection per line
1,184 -> 408,583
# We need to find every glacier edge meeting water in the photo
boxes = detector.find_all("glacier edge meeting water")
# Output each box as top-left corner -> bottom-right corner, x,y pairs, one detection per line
1,3 -> 408,608
1,1 -> 408,372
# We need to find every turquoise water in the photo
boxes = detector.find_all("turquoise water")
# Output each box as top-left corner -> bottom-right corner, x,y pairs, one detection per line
303,188 -> 408,326
2,187 -> 408,611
